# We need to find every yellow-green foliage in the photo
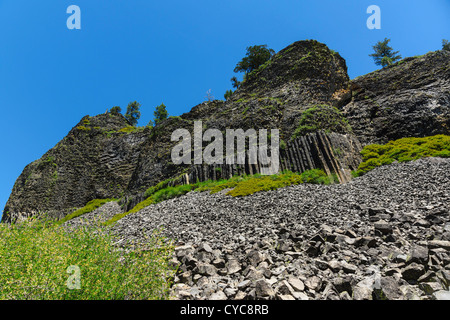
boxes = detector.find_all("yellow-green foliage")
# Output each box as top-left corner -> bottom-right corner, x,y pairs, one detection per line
57,199 -> 116,225
117,126 -> 146,134
225,169 -> 330,197
76,126 -> 91,131
118,126 -> 136,133
226,173 -> 302,197
195,169 -> 331,197
356,135 -> 450,176
195,175 -> 247,194
151,185 -> 195,203
0,216 -> 175,299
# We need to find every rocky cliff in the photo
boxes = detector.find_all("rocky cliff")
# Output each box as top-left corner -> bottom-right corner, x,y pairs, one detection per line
343,50 -> 450,145
3,114 -> 149,221
3,40 -> 450,222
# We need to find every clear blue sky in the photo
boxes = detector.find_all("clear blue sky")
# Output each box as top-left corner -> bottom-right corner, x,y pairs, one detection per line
0,0 -> 448,219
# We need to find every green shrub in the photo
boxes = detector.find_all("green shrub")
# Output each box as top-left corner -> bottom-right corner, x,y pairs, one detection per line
118,126 -> 136,133
292,105 -> 352,139
76,126 -> 91,131
144,178 -> 174,199
355,135 -> 450,176
151,185 -> 195,203
0,216 -> 175,299
198,170 -> 331,198
299,168 -> 331,185
57,199 -> 116,225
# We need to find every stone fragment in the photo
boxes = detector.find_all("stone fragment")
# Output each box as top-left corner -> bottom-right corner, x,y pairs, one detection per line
408,245 -> 429,265
374,220 -> 393,235
287,277 -> 305,292
402,263 -> 426,281
226,259 -> 241,274
255,279 -> 275,298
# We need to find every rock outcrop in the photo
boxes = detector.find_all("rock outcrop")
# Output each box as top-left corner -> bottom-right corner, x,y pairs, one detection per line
2,41 -> 450,222
343,50 -> 450,145
2,114 -> 148,222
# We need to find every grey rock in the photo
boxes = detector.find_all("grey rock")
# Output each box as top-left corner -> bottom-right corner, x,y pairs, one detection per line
402,263 -> 426,281
288,277 -> 305,292
428,240 -> 450,251
255,279 -> 275,298
374,277 -> 403,300
433,290 -> 450,300
196,263 -> 217,276
353,278 -> 374,300
374,220 -> 393,235
226,259 -> 241,275
408,245 -> 429,265
305,276 -> 322,292
209,291 -> 227,300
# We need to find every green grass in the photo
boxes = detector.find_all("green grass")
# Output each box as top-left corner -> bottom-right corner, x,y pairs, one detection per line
144,178 -> 176,199
0,216 -> 175,299
57,199 -> 116,225
355,135 -> 450,176
104,169 -> 335,225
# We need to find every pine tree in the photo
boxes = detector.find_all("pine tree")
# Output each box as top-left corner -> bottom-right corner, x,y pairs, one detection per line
153,103 -> 168,125
369,38 -> 402,67
233,45 -> 275,74
224,89 -> 233,101
443,39 -> 450,51
124,101 -> 141,126
230,44 -> 275,87
109,106 -> 121,115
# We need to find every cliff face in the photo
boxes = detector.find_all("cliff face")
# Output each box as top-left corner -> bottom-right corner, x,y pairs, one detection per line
3,41 -> 450,222
343,50 -> 450,145
3,114 -> 149,221
125,40 -> 356,192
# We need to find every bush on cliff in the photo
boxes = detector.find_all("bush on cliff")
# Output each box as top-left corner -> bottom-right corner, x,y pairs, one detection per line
292,105 -> 352,139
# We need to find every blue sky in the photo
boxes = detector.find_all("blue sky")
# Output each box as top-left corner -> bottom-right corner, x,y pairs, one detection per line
0,0 -> 448,219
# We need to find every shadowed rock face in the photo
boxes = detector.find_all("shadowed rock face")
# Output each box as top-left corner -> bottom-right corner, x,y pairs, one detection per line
343,50 -> 450,145
2,114 -> 149,222
3,41 -> 449,222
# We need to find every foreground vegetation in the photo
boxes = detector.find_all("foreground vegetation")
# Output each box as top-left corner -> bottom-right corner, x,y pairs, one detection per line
355,135 -> 450,176
0,216 -> 175,299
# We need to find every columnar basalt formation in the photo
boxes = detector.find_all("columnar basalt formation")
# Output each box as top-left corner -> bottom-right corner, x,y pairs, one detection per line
3,41 -> 450,222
